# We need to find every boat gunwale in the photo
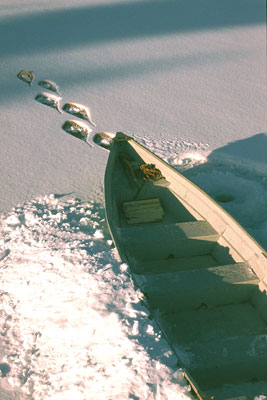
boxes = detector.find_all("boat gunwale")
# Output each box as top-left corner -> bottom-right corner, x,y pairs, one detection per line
126,137 -> 266,257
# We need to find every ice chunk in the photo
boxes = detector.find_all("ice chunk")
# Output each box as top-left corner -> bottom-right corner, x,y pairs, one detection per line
94,229 -> 104,239
146,324 -> 154,335
131,320 -> 139,335
5,214 -> 20,226
80,217 -> 90,227
120,263 -> 128,272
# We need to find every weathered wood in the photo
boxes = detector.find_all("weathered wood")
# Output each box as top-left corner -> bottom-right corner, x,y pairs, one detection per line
123,198 -> 164,224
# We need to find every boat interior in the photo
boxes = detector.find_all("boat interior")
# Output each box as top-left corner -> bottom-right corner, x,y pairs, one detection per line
106,138 -> 267,399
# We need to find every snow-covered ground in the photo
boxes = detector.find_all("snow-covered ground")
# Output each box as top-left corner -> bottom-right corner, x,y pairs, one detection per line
0,0 -> 266,398
0,195 -> 192,399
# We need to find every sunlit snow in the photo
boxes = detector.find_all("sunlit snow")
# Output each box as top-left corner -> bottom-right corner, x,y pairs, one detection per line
0,196 -> 192,399
0,0 -> 266,398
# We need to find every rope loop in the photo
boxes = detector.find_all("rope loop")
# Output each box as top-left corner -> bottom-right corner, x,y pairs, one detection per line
139,163 -> 163,182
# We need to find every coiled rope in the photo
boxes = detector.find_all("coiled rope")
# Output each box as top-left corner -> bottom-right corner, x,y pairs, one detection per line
139,163 -> 163,182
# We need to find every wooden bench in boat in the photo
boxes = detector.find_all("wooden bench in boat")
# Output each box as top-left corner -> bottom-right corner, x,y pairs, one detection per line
154,302 -> 267,391
131,254 -> 219,275
123,198 -> 164,224
119,220 -> 219,260
174,331 -> 267,389
133,260 -> 265,392
134,262 -> 259,311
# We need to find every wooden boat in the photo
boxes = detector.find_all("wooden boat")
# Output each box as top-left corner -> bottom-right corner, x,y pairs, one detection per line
103,132 -> 267,399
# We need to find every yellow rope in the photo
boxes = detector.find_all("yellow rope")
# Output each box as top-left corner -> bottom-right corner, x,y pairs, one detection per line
139,163 -> 163,182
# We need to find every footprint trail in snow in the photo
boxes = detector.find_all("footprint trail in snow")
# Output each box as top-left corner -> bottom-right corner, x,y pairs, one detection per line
17,69 -> 96,145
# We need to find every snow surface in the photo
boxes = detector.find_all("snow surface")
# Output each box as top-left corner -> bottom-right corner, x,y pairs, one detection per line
0,196 -> 192,399
0,0 -> 266,398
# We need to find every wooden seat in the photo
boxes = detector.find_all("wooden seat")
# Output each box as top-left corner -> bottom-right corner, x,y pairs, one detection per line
133,262 -> 259,311
123,198 -> 164,224
119,220 -> 219,260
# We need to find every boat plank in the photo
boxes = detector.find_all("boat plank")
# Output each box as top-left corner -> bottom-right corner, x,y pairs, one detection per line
173,333 -> 267,389
119,220 -> 219,260
131,254 -> 218,274
134,262 -> 259,311
155,303 -> 267,345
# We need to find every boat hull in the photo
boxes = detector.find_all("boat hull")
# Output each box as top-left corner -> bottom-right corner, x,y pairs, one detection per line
104,133 -> 267,399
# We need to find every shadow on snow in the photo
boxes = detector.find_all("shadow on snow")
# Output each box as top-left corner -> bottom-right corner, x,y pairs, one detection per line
0,0 -> 264,58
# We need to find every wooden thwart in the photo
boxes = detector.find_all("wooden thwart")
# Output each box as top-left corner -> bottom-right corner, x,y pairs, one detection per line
123,198 -> 164,224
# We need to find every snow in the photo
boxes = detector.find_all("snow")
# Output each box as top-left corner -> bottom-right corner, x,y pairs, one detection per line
0,0 -> 266,398
0,196 -> 191,399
